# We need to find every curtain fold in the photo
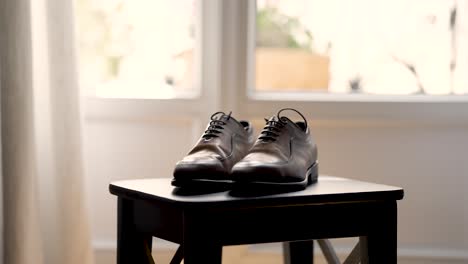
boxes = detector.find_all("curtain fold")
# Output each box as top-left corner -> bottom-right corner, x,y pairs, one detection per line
0,0 -> 94,263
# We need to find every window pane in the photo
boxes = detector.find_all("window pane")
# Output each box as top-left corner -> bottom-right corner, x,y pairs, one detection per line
76,0 -> 197,98
255,0 -> 468,95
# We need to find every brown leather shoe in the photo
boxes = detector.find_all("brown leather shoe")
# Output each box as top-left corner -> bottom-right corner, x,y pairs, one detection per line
172,112 -> 255,187
232,108 -> 318,190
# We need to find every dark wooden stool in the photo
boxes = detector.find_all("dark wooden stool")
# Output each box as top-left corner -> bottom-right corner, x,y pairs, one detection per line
109,176 -> 404,264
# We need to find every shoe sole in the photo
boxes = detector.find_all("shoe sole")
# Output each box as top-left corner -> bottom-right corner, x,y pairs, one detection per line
172,162 -> 232,188
171,178 -> 233,188
233,162 -> 319,191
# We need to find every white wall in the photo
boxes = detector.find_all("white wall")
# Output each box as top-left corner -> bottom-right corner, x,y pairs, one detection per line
82,111 -> 468,263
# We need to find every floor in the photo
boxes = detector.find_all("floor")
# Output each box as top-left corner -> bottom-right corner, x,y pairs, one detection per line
95,245 -> 468,264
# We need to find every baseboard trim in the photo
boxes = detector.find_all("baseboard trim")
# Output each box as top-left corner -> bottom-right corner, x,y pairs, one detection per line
397,248 -> 468,260
93,239 -> 468,262
93,238 -> 178,251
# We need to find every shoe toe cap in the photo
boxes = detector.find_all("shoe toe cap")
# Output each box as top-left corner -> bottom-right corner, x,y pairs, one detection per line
231,161 -> 288,183
173,158 -> 227,180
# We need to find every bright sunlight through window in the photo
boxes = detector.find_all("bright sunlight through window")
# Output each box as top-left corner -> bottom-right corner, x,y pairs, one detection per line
255,0 -> 468,95
76,0 -> 196,98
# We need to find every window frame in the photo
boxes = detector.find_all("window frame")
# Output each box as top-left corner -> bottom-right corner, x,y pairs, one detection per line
84,0 -> 468,125
83,0 -> 223,120
228,0 -> 468,124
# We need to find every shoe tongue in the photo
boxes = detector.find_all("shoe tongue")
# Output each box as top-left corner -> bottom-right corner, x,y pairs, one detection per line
276,108 -> 308,131
212,112 -> 242,127
212,112 -> 230,121
267,115 -> 306,132
267,115 -> 289,124
268,116 -> 279,122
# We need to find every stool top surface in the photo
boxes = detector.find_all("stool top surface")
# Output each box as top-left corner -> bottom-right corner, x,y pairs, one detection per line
109,176 -> 403,209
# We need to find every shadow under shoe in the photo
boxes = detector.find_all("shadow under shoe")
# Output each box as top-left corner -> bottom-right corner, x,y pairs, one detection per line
172,184 -> 231,196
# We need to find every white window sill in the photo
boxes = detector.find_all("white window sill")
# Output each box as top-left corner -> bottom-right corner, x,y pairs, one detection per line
82,94 -> 468,126
241,93 -> 468,126
249,91 -> 468,103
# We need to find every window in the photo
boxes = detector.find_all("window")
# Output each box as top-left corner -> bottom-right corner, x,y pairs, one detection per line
76,0 -> 198,99
77,0 -> 468,123
254,0 -> 468,95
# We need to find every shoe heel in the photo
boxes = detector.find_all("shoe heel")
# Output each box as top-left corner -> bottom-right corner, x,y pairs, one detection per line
307,162 -> 319,185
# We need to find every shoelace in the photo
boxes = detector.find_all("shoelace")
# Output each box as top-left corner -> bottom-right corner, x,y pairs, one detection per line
202,111 -> 232,139
258,108 -> 308,142
258,118 -> 285,142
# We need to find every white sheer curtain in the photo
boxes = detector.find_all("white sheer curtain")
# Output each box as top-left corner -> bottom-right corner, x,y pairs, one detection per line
0,0 -> 94,263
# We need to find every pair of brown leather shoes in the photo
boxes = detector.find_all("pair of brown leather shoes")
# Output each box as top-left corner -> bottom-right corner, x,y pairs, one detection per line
172,108 -> 318,190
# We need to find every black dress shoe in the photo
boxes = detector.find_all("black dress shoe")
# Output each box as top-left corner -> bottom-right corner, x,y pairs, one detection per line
231,108 -> 318,190
172,111 -> 255,187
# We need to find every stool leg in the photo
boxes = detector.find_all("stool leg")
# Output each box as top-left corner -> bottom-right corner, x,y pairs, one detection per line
183,240 -> 222,264
317,240 -> 340,264
343,240 -> 361,264
359,237 -> 368,264
182,214 -> 222,264
169,245 -> 184,264
283,240 -> 314,264
366,202 -> 397,264
117,198 -> 154,264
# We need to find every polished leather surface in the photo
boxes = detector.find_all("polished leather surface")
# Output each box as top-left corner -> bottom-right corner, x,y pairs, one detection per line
173,113 -> 254,181
232,113 -> 318,184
